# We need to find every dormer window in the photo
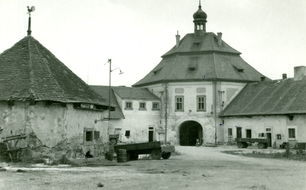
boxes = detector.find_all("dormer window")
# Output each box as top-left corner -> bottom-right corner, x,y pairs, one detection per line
232,65 -> 244,72
152,68 -> 162,74
189,57 -> 198,71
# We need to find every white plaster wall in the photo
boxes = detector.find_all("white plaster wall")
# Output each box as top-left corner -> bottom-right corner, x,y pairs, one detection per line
224,115 -> 306,148
0,101 -> 108,148
142,81 -> 247,145
220,82 -> 246,109
108,99 -> 161,143
145,82 -> 217,144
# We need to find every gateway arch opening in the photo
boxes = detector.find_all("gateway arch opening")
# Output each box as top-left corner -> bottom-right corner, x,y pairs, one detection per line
179,120 -> 203,146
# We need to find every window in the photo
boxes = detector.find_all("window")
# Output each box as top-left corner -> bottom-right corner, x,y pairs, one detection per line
175,96 -> 184,111
258,133 -> 265,137
197,95 -> 206,111
84,128 -> 99,144
125,101 -> 133,110
86,131 -> 93,142
152,102 -> 160,110
246,129 -> 252,138
228,128 -> 232,136
139,102 -> 146,110
125,130 -> 130,138
288,128 -> 296,138
94,131 -> 100,140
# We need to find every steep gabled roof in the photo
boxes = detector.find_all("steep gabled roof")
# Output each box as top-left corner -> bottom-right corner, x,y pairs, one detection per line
0,36 -> 109,107
112,86 -> 160,100
90,85 -> 125,119
220,77 -> 306,117
133,33 -> 266,87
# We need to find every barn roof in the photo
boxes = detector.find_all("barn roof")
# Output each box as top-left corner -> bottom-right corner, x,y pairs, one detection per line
90,85 -> 125,119
133,33 -> 267,87
220,77 -> 306,117
112,86 -> 160,100
0,36 -> 110,107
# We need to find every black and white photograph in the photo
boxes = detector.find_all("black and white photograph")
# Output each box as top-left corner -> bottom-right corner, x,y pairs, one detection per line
0,0 -> 305,189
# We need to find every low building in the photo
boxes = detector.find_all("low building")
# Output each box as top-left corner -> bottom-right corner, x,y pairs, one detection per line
91,86 -> 162,143
220,66 -> 306,148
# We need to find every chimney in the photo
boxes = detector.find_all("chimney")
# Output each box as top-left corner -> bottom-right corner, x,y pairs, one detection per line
282,73 -> 287,79
294,66 -> 306,81
175,31 -> 180,48
217,32 -> 222,45
260,76 -> 266,81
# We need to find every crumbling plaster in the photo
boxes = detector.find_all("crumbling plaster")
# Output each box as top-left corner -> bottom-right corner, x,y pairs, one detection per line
0,101 -> 108,158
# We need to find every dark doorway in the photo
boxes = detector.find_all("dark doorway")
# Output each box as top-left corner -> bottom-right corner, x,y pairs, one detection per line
148,127 -> 154,142
179,121 -> 203,146
236,127 -> 242,138
266,133 -> 272,147
246,129 -> 252,138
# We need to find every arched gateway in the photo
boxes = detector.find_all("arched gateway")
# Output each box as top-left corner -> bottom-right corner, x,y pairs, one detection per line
179,120 -> 203,146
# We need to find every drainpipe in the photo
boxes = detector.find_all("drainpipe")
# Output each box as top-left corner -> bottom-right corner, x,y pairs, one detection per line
164,83 -> 168,144
213,80 -> 218,145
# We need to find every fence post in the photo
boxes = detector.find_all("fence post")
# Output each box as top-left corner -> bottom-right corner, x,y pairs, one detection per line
286,142 -> 290,158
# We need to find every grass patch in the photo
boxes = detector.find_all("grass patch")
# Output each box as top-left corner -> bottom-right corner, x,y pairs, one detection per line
222,150 -> 306,161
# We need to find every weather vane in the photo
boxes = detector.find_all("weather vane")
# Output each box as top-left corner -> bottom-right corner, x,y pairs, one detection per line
27,6 -> 35,36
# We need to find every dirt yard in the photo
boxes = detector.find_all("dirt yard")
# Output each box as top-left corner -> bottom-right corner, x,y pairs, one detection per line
0,146 -> 305,190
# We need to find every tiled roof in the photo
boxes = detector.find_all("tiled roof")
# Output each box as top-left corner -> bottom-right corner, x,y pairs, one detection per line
162,33 -> 241,57
220,77 -> 306,117
133,33 -> 267,87
0,36 -> 109,107
90,85 -> 125,119
112,86 -> 160,100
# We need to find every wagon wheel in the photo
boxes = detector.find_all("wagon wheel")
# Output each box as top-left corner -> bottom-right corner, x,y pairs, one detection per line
161,152 -> 171,159
263,143 -> 268,149
258,143 -> 265,149
150,149 -> 161,160
237,142 -> 244,148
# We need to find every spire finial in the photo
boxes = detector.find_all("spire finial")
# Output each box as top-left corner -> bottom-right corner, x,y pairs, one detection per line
199,0 -> 202,9
27,6 -> 35,36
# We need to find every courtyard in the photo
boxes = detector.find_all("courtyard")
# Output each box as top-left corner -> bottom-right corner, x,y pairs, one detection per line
0,146 -> 305,190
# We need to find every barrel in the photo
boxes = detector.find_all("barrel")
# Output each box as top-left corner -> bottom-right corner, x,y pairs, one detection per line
117,149 -> 127,163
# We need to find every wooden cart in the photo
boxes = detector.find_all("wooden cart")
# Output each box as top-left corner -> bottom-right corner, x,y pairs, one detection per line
235,138 -> 270,149
1,134 -> 27,162
114,141 -> 175,161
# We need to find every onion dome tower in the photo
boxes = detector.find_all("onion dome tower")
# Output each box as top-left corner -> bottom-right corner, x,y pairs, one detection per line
193,1 -> 207,34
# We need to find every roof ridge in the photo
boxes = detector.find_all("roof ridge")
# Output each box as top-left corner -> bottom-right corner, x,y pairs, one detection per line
212,53 -> 218,79
163,54 -> 179,81
27,37 -> 37,99
31,37 -> 68,102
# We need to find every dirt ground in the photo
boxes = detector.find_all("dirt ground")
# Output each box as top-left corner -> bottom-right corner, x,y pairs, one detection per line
0,145 -> 305,190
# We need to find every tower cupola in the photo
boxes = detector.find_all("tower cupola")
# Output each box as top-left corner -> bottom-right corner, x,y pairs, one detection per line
193,1 -> 207,34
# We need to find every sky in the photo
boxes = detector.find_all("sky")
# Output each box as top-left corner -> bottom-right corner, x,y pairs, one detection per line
0,0 -> 305,87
